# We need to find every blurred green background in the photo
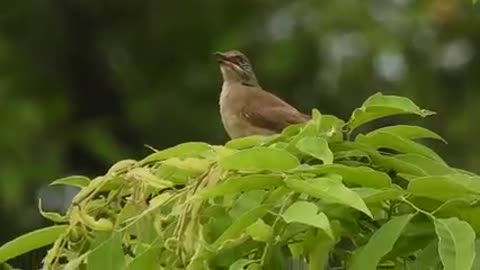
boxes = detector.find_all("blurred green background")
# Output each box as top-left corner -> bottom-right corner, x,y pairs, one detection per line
1,0 -> 479,267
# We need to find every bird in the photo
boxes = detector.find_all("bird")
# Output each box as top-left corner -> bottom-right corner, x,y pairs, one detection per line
214,50 -> 310,139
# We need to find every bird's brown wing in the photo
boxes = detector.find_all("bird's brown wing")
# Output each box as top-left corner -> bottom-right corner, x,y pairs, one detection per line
241,88 -> 310,132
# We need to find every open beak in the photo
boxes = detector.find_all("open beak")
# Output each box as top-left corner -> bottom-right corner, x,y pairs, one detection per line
214,52 -> 230,64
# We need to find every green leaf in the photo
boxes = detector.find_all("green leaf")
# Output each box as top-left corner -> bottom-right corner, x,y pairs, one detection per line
212,206 -> 269,249
410,241 -> 441,270
395,154 -> 456,175
140,142 -> 211,164
348,214 -> 415,270
196,175 -> 284,199
245,219 -> 273,242
307,164 -> 391,188
218,147 -> 299,172
282,201 -> 333,238
229,259 -> 255,270
49,175 -> 90,188
296,136 -> 333,164
0,225 -> 68,262
347,92 -> 435,130
87,232 -> 126,270
365,125 -> 446,143
352,187 -> 404,203
407,174 -> 480,201
226,135 -> 269,149
356,132 -> 444,163
127,248 -> 158,270
434,217 -> 476,270
285,177 -> 372,217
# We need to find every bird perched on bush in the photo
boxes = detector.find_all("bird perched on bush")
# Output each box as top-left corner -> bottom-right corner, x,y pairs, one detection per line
215,50 -> 309,139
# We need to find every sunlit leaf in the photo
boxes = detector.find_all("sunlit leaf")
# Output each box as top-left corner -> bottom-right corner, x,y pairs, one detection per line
0,225 -> 68,262
282,201 -> 333,238
285,177 -> 372,217
348,214 -> 415,270
434,217 -> 475,270
296,136 -> 333,164
218,147 -> 299,171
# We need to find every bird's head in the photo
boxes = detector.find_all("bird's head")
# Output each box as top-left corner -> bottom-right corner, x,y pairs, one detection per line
214,50 -> 258,86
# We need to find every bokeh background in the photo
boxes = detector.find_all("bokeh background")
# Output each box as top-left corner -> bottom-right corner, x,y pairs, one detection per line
1,0 -> 479,267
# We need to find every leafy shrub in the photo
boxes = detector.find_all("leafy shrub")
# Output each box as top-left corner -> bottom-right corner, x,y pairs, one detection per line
1,93 -> 479,270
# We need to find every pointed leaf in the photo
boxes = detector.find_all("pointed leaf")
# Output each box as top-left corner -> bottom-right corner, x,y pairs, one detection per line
356,132 -> 444,163
407,174 -> 480,201
434,217 -> 475,270
226,135 -> 269,149
307,164 -> 391,188
347,93 -> 435,130
296,136 -> 334,164
282,201 -> 333,238
218,147 -> 299,172
348,214 -> 415,270
285,177 -> 372,217
50,175 -> 90,188
140,142 -> 211,164
366,125 -> 446,143
0,225 -> 68,262
352,187 -> 404,203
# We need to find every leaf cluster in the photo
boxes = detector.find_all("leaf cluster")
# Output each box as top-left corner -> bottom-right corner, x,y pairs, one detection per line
1,93 -> 479,270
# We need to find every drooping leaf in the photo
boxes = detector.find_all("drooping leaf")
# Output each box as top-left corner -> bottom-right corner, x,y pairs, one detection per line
49,175 -> 90,188
347,93 -> 435,130
196,175 -> 284,199
0,225 -> 68,262
218,147 -> 299,172
348,214 -> 415,270
365,125 -> 446,143
282,201 -> 333,238
356,132 -> 444,163
285,177 -> 372,217
296,136 -> 334,164
434,217 -> 476,270
140,142 -> 211,164
38,199 -> 67,223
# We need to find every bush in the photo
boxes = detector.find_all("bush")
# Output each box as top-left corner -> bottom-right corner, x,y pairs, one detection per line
1,93 -> 478,270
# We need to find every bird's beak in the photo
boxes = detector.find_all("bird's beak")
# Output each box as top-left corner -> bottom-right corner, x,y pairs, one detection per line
214,52 -> 229,64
